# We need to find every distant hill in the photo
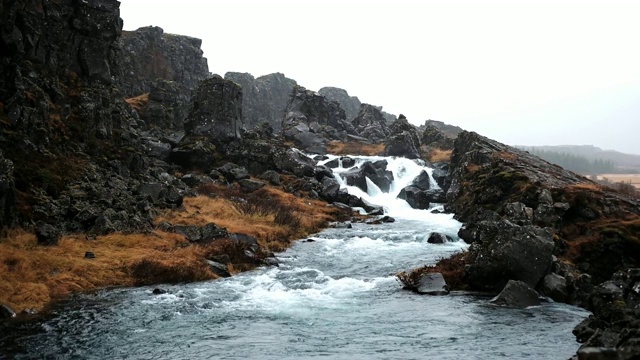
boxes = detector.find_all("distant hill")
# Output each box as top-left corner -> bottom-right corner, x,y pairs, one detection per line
517,145 -> 640,174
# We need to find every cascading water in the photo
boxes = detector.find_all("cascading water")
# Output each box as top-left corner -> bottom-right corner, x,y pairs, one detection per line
0,155 -> 588,360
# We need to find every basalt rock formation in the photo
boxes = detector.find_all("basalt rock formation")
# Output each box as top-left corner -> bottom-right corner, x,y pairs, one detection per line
318,87 -> 362,122
117,26 -> 209,98
282,86 -> 355,154
351,104 -> 392,143
439,130 -> 640,356
226,72 -> 297,132
384,115 -> 422,159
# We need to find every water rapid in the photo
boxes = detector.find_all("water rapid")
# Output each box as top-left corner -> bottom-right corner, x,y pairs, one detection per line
0,155 -> 588,359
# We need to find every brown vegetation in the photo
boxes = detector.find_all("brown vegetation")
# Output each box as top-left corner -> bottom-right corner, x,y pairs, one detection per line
396,252 -> 468,291
327,141 -> 385,156
427,148 -> 453,162
124,93 -> 149,112
0,184 -> 344,313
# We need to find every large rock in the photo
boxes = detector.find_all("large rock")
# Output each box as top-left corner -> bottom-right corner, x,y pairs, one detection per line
225,72 -> 297,132
540,273 -> 568,303
282,86 -> 353,152
464,220 -> 555,291
318,87 -> 361,122
117,26 -> 209,98
35,223 -> 61,246
397,186 -> 430,209
385,115 -> 421,159
490,280 -> 541,308
351,104 -> 391,142
416,272 -> 450,295
184,76 -> 243,141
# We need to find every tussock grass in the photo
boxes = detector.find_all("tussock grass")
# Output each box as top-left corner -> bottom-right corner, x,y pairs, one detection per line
427,148 -> 453,162
1,185 -> 342,312
567,183 -> 604,192
327,141 -> 385,156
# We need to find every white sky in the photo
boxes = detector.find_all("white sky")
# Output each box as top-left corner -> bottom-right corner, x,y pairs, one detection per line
119,0 -> 640,155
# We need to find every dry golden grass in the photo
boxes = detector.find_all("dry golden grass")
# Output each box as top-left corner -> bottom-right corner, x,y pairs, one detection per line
427,148 -> 453,162
567,183 -> 604,192
494,151 -> 518,161
0,229 -> 216,313
598,174 -> 640,189
0,185 -> 343,312
125,93 -> 149,112
327,141 -> 385,156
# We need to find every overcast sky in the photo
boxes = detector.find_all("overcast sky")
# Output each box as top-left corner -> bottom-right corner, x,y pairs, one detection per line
120,0 -> 640,155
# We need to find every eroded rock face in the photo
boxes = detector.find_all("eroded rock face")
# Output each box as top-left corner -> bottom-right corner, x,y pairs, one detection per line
318,87 -> 361,122
464,220 -> 554,291
226,72 -> 297,132
184,76 -> 243,141
351,104 -> 391,143
384,115 -> 421,159
117,26 -> 209,98
282,86 -> 353,153
0,151 -> 16,231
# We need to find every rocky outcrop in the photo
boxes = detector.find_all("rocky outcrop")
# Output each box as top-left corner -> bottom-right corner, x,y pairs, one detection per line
0,151 -> 16,230
318,87 -> 361,122
351,104 -> 391,143
183,76 -> 243,141
117,26 -> 209,98
282,86 -> 354,153
384,115 -> 421,159
434,130 -> 640,358
226,72 -> 297,132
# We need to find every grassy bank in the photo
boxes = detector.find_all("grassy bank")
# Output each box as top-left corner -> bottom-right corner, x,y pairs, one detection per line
0,184 -> 344,313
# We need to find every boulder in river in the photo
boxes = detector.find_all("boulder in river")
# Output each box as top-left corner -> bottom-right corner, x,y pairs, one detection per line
416,272 -> 450,295
489,280 -> 541,308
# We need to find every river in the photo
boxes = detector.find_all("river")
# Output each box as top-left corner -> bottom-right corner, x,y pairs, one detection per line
0,155 -> 588,359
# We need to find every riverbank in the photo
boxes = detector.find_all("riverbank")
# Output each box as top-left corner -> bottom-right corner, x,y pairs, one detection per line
0,184 -> 347,314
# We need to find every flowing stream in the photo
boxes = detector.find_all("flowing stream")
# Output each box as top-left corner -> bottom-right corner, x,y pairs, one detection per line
1,155 -> 588,359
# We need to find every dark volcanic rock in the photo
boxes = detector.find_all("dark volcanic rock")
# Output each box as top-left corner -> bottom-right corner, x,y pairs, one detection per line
427,233 -> 452,244
416,272 -> 450,295
282,86 -> 353,153
385,115 -> 421,159
226,72 -> 297,132
397,186 -> 430,209
465,220 -> 554,291
0,304 -> 16,319
117,26 -> 209,98
351,104 -> 392,143
489,280 -> 540,308
184,76 -> 243,141
540,273 -> 568,302
0,152 -> 16,230
206,260 -> 231,278
35,223 -> 61,246
318,87 -> 361,122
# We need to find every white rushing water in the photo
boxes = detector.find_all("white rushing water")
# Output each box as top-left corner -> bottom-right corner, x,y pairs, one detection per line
1,154 -> 588,359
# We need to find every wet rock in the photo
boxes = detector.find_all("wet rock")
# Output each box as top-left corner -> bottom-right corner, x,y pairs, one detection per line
325,158 -> 340,168
490,280 -> 540,308
340,156 -> 356,168
35,223 -> 61,246
411,170 -> 432,190
330,221 -> 352,229
398,186 -> 430,209
320,177 -> 341,202
427,233 -> 452,244
381,216 -> 396,223
230,233 -> 259,250
262,257 -> 280,267
416,272 -> 450,295
0,304 -> 17,319
152,288 -> 167,295
465,220 -> 554,291
207,260 -> 231,278
314,165 -> 334,181
272,148 -> 316,177
576,347 -> 620,360
540,273 -> 568,302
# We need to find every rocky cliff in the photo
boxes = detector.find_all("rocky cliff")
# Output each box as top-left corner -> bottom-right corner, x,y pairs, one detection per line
117,26 -> 209,98
225,72 -> 297,132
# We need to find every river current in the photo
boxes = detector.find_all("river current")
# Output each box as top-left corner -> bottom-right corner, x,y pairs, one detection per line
0,155 -> 588,359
